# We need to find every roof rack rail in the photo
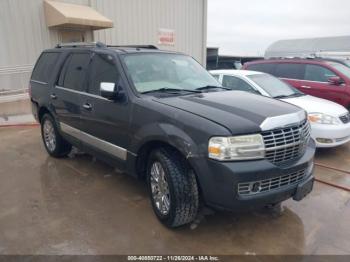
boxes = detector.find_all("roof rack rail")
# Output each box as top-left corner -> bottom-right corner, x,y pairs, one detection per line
55,42 -> 157,50
107,44 -> 158,50
55,41 -> 107,48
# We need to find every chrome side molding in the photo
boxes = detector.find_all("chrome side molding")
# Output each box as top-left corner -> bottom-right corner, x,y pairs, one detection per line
60,122 -> 127,161
260,110 -> 306,131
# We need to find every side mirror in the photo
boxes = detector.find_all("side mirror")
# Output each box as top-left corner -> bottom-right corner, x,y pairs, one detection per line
100,82 -> 117,100
328,76 -> 344,86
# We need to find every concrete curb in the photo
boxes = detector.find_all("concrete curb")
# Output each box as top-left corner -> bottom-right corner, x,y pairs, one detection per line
0,93 -> 29,103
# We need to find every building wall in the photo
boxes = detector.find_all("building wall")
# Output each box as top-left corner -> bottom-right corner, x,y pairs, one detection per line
0,0 -> 207,92
92,0 -> 207,65
0,0 -> 56,92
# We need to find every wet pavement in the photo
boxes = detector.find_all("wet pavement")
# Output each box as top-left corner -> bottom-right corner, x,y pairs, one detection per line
0,126 -> 349,255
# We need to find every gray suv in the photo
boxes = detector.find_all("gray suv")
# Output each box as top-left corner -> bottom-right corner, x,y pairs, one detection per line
30,42 -> 315,228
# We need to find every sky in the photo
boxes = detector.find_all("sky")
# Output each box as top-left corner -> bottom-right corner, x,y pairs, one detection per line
207,0 -> 350,56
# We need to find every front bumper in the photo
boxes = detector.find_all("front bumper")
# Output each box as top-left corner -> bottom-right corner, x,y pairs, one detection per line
190,139 -> 315,211
311,122 -> 350,147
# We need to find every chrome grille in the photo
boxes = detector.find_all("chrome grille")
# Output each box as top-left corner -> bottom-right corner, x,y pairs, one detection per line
238,169 -> 306,196
262,120 -> 310,165
340,112 -> 350,124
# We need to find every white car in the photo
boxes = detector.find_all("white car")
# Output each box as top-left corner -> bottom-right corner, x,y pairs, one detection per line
211,70 -> 350,148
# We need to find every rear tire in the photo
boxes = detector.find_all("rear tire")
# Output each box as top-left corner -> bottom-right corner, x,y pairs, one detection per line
41,114 -> 72,158
147,148 -> 199,228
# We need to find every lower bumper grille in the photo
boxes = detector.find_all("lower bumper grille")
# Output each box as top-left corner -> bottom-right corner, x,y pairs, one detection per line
238,168 -> 306,196
335,135 -> 350,142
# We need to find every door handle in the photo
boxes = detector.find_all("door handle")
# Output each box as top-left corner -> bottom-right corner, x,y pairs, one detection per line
83,103 -> 92,111
50,93 -> 57,99
301,85 -> 311,89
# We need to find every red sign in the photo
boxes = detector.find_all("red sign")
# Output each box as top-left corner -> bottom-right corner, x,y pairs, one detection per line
158,28 -> 175,46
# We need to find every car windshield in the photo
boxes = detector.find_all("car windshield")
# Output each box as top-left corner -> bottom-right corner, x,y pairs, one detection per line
327,62 -> 350,77
121,53 -> 221,94
247,73 -> 303,98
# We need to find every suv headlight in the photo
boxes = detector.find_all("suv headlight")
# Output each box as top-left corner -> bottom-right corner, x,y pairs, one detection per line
308,113 -> 340,125
208,134 -> 265,161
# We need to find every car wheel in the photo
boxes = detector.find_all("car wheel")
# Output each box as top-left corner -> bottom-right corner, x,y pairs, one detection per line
147,148 -> 199,228
41,114 -> 72,157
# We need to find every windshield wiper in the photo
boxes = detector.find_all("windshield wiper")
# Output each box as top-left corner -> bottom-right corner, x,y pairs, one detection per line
273,94 -> 291,99
141,87 -> 201,94
195,85 -> 231,91
287,93 -> 305,98
274,93 -> 304,99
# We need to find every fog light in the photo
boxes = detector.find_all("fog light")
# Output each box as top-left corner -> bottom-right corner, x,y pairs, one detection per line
316,138 -> 333,144
251,182 -> 261,193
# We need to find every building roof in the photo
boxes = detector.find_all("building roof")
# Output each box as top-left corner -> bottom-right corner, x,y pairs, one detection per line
265,36 -> 350,59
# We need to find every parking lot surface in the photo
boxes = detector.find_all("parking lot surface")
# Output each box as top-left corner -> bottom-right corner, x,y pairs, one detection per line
0,126 -> 350,255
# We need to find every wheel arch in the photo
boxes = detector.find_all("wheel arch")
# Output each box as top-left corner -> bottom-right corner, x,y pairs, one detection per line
135,139 -> 191,179
135,139 -> 203,210
38,106 -> 52,123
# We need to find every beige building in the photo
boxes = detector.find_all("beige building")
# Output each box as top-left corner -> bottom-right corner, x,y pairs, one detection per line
0,0 -> 208,94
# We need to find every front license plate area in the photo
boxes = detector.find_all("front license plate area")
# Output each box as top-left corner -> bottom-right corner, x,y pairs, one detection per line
293,177 -> 314,201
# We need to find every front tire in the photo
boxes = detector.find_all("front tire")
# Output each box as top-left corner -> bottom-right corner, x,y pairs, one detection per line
147,148 -> 199,228
41,114 -> 72,158
264,202 -> 284,216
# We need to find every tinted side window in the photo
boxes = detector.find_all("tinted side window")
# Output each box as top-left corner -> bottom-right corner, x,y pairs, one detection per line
247,63 -> 276,74
62,53 -> 91,91
88,53 -> 120,95
217,61 -> 235,69
58,55 -> 71,87
31,52 -> 60,82
274,63 -> 305,79
222,75 -> 257,93
304,64 -> 336,82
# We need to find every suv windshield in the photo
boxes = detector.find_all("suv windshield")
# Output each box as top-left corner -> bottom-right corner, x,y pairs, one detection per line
248,73 -> 303,98
122,53 -> 221,94
327,62 -> 350,78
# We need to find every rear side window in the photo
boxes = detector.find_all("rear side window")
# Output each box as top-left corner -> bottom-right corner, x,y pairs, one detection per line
31,52 -> 60,83
88,53 -> 120,95
217,61 -> 235,69
246,63 -> 276,74
222,75 -> 257,93
274,63 -> 305,80
304,64 -> 336,82
59,53 -> 91,91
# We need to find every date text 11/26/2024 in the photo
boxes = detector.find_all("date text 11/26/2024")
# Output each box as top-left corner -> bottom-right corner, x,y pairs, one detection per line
127,256 -> 220,261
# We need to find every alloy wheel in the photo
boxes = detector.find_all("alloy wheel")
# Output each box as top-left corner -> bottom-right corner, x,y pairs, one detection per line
150,161 -> 171,215
43,119 -> 56,152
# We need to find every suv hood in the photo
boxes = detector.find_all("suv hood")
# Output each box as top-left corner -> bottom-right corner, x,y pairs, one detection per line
154,91 -> 303,135
281,95 -> 348,117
